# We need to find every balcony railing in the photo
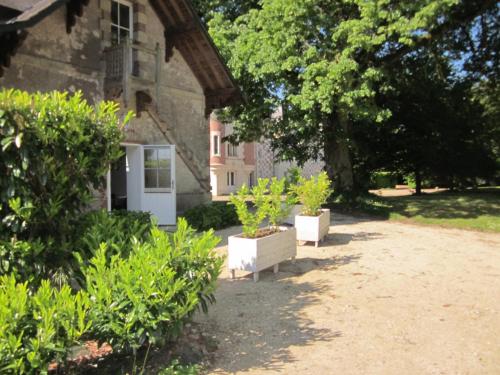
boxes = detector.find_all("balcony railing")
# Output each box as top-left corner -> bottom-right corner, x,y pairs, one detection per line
104,39 -> 162,106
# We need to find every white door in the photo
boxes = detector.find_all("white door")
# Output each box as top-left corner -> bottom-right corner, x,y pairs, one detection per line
126,145 -> 176,225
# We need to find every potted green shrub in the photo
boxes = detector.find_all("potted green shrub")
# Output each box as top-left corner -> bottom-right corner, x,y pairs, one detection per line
291,172 -> 332,247
283,167 -> 303,225
228,178 -> 297,282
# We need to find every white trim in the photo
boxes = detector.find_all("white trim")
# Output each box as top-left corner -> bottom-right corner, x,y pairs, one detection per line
111,0 -> 134,44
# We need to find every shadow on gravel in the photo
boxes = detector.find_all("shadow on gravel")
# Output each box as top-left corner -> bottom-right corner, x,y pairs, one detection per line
324,231 -> 384,246
198,253 -> 360,372
202,279 -> 342,372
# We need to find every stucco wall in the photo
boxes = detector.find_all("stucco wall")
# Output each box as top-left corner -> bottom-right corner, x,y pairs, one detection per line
0,0 -> 212,213
0,4 -> 102,102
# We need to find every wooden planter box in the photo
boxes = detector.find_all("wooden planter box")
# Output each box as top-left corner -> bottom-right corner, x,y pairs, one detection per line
228,226 -> 297,282
295,208 -> 330,247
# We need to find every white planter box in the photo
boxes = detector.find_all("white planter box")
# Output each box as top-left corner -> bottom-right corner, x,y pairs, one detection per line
283,204 -> 303,225
228,226 -> 297,282
295,208 -> 330,247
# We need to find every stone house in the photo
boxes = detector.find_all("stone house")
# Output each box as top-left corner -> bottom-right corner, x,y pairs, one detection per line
209,116 -> 255,196
0,0 -> 240,225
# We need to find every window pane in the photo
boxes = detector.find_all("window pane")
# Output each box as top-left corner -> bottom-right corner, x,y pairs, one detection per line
213,135 -> 219,155
144,149 -> 157,168
111,1 -> 118,24
119,3 -> 130,28
158,147 -> 170,161
120,28 -> 130,42
145,169 -> 157,188
111,25 -> 119,45
158,158 -> 170,170
158,169 -> 171,189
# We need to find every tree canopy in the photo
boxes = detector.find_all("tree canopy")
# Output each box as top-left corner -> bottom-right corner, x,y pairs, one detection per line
199,0 -> 499,195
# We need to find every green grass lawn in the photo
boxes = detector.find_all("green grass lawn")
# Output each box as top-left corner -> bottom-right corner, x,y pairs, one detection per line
335,188 -> 500,232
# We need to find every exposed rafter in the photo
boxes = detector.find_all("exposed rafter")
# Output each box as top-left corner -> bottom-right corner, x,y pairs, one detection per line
0,30 -> 27,77
66,0 -> 89,33
149,0 -> 241,114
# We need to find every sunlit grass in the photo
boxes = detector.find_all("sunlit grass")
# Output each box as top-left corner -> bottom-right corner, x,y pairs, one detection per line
339,188 -> 500,232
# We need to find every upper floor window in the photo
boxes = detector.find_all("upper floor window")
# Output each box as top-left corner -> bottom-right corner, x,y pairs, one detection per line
111,0 -> 133,45
212,134 -> 220,156
227,143 -> 238,157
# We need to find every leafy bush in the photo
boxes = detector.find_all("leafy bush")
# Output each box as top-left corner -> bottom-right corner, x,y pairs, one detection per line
229,179 -> 269,238
81,219 -> 222,353
0,238 -> 45,283
268,177 -> 296,227
183,202 -> 239,231
75,210 -> 153,260
291,172 -> 332,216
229,178 -> 293,237
0,89 -> 129,277
158,360 -> 199,375
284,167 -> 301,190
0,275 -> 90,374
370,171 -> 397,189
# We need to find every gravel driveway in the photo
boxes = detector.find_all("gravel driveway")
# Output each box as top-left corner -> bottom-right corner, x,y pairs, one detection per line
196,214 -> 500,374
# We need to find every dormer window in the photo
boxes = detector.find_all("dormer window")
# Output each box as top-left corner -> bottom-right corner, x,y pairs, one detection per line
111,0 -> 133,45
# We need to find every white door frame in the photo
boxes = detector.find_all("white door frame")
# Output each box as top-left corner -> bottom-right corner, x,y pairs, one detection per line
107,143 -> 141,212
107,143 -> 177,225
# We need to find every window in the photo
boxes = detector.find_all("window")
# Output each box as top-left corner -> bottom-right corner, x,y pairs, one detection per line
249,172 -> 255,187
212,134 -> 220,156
144,147 -> 172,192
111,0 -> 133,45
227,143 -> 238,157
227,171 -> 235,186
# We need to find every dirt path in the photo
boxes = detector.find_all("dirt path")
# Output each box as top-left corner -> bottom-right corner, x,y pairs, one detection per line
196,214 -> 500,374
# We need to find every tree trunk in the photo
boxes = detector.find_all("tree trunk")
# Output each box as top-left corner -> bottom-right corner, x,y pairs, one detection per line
324,113 -> 355,195
414,169 -> 422,195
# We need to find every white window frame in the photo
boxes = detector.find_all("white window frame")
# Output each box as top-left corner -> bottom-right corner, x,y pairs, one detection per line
111,0 -> 133,45
227,143 -> 238,157
212,134 -> 221,156
143,146 -> 172,193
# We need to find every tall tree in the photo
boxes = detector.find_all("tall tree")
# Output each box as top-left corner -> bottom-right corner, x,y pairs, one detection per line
355,52 -> 498,194
202,0 -> 497,196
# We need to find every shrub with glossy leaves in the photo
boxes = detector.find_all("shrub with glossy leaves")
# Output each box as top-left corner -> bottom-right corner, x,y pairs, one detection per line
0,89 -> 129,273
81,218 -> 222,352
0,275 -> 90,374
183,202 -> 239,231
75,210 -> 153,260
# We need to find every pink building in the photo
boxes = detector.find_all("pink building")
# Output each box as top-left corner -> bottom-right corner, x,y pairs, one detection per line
209,118 -> 256,196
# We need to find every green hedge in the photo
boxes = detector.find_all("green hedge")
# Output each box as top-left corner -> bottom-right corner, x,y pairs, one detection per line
81,218 -> 222,352
0,89 -> 127,277
0,90 -> 224,373
0,276 -> 90,374
183,202 -> 240,231
370,171 -> 398,189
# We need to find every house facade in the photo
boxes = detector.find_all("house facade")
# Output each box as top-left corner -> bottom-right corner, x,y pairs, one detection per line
209,117 -> 256,196
0,0 -> 239,224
